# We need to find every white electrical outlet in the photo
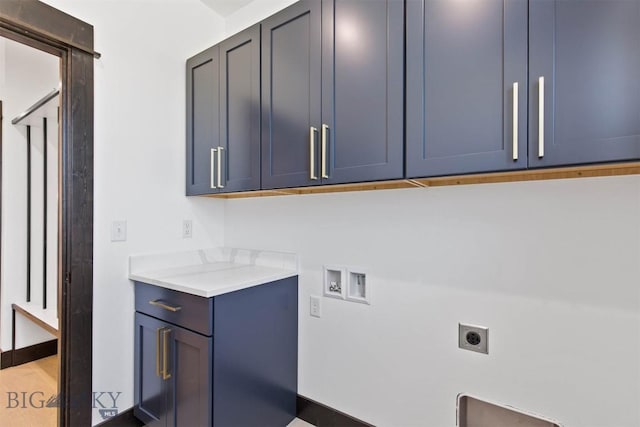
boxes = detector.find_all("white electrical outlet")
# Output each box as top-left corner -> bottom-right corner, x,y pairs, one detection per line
182,220 -> 193,238
111,220 -> 127,242
459,323 -> 489,354
310,296 -> 321,318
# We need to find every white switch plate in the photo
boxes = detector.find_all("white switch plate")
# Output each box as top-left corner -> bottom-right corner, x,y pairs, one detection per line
310,295 -> 321,318
111,220 -> 127,242
182,219 -> 193,238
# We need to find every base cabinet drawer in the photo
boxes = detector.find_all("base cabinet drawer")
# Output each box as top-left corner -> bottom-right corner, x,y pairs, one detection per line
135,281 -> 213,336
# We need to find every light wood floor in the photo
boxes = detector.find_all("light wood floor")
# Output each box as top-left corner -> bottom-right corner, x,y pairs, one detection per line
0,356 -> 314,427
288,418 -> 313,427
0,356 -> 58,427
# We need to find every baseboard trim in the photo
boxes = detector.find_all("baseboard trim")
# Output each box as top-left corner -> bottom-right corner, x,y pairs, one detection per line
0,351 -> 12,369
0,339 -> 57,369
297,395 -> 374,427
109,395 -> 372,427
95,407 -> 145,427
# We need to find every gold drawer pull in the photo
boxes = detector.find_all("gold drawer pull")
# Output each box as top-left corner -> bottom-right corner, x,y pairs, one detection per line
156,327 -> 162,377
162,328 -> 171,380
149,300 -> 182,312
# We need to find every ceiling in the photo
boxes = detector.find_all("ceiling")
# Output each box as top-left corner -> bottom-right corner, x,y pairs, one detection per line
200,0 -> 254,17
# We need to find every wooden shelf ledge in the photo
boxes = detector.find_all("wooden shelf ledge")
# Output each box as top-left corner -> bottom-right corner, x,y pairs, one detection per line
204,162 -> 640,199
12,303 -> 59,339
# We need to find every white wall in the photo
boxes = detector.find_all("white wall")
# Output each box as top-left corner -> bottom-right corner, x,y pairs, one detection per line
224,0 -> 297,34
38,1 -> 226,424
0,38 -> 59,350
225,176 -> 640,427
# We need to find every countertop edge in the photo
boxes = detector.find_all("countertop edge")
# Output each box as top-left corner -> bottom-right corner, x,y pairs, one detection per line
129,271 -> 298,298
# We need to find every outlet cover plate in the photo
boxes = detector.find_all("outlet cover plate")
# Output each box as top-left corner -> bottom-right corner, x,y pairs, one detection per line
459,323 -> 489,354
310,296 -> 321,318
183,219 -> 193,238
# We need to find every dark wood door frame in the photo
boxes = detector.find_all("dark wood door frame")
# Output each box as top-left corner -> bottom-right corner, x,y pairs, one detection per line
0,2 -> 94,426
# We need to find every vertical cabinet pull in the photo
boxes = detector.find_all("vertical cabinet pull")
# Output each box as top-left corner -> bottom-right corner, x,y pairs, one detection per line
538,76 -> 545,158
321,124 -> 329,179
210,148 -> 217,189
217,147 -> 225,189
156,327 -> 162,377
309,127 -> 318,180
512,82 -> 518,161
161,328 -> 171,380
155,327 -> 172,380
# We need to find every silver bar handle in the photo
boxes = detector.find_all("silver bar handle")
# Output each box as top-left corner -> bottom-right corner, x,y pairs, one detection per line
321,124 -> 329,179
310,127 -> 318,180
512,82 -> 518,161
538,76 -> 545,158
217,146 -> 224,189
210,148 -> 216,189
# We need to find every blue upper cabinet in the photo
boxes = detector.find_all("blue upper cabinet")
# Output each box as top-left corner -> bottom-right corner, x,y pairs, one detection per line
218,25 -> 262,193
320,0 -> 404,184
262,0 -> 404,190
186,46 -> 220,195
261,0 -> 322,190
189,0 -> 639,195
528,0 -> 640,167
186,25 -> 261,196
406,0 -> 528,178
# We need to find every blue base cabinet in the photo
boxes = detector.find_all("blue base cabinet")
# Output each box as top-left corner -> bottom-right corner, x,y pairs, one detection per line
134,277 -> 298,427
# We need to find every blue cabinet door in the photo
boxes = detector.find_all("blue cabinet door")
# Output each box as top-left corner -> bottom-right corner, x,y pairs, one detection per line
134,313 -> 212,427
134,313 -> 168,426
186,46 -> 220,195
218,25 -> 262,193
406,0 -> 528,178
528,0 -> 640,167
320,0 -> 404,184
261,0 -> 322,189
165,326 -> 212,427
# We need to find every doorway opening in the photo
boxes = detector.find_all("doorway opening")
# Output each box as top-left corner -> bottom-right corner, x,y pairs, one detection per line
0,2 -> 95,425
0,35 -> 61,426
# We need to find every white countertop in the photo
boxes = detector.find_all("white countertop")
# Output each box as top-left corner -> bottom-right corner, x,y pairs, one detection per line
129,248 -> 298,298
